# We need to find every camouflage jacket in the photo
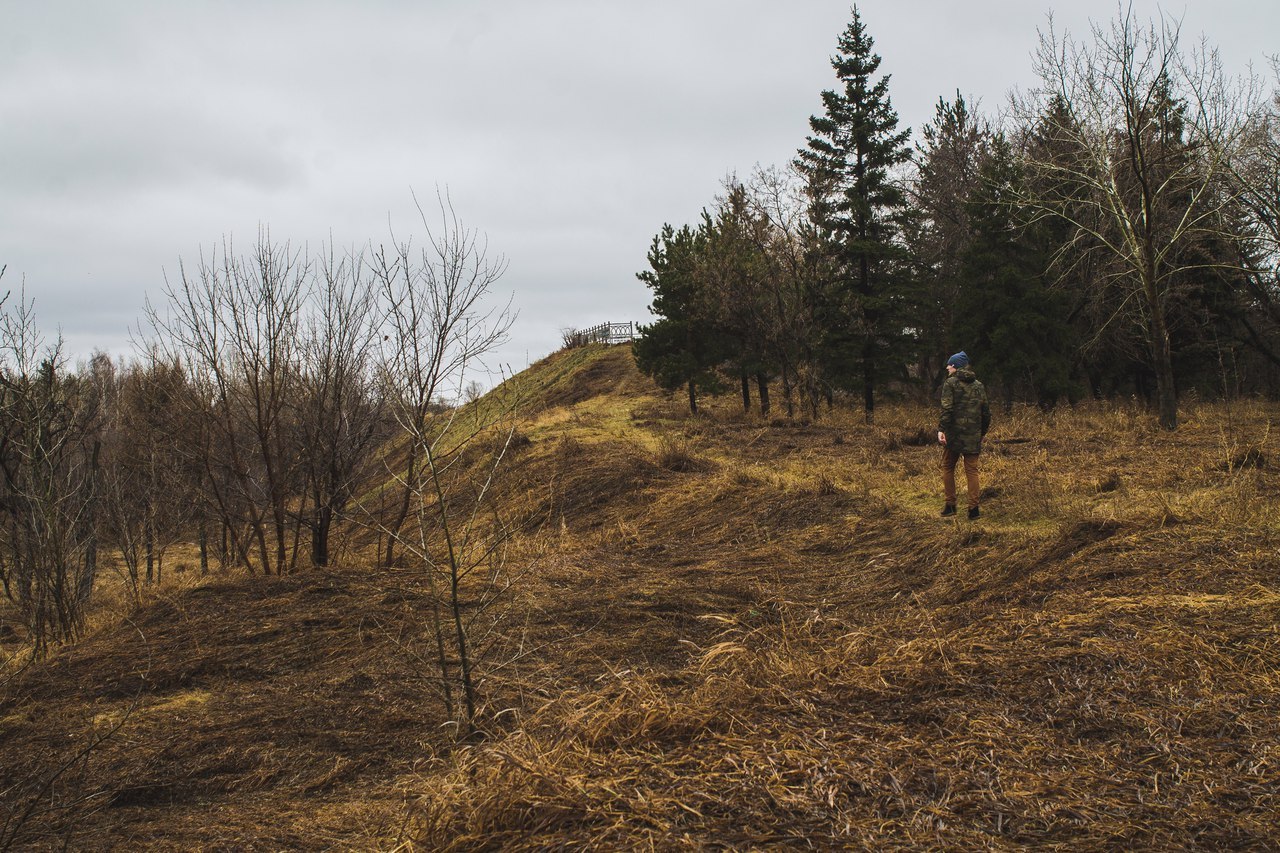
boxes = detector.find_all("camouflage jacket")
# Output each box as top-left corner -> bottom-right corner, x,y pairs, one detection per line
939,368 -> 991,455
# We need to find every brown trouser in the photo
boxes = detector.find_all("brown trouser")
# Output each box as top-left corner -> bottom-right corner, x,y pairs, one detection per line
941,448 -> 981,509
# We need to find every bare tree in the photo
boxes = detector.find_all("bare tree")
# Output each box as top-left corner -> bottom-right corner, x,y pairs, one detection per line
1014,10 -> 1261,428
0,284 -> 103,654
99,352 -> 197,596
744,164 -> 833,418
148,232 -> 308,574
371,192 -> 510,569
295,244 -> 388,567
367,190 -> 514,733
1226,63 -> 1280,364
698,179 -> 776,414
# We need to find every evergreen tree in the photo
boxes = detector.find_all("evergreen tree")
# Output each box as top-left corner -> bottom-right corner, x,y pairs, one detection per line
796,5 -> 913,423
908,92 -> 990,389
955,134 -> 1074,407
632,224 -> 728,414
698,182 -> 777,414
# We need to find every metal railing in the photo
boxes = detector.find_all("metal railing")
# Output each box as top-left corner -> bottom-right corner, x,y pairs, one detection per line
564,321 -> 637,347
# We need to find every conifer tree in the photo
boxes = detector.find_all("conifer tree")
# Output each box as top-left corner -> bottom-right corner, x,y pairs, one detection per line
796,5 -> 913,423
955,134 -> 1074,407
633,224 -> 728,414
908,93 -> 990,389
698,183 -> 777,414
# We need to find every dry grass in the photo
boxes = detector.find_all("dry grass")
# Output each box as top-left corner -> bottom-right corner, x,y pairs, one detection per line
2,346 -> 1279,849
408,595 -> 1280,849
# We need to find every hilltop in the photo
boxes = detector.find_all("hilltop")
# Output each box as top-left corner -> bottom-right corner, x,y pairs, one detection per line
2,344 -> 1279,849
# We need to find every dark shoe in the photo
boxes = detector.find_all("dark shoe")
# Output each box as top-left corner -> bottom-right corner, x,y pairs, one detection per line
968,506 -> 980,520
941,504 -> 956,517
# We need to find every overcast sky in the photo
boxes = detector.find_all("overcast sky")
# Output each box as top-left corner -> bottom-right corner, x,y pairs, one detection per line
3,1 -> 1276,383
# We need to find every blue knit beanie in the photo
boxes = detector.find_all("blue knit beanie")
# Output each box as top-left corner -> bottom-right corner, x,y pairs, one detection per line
947,351 -> 969,368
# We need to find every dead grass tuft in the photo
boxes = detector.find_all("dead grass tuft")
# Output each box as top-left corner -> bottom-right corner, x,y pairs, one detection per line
654,433 -> 710,473
1222,446 -> 1267,471
1095,470 -> 1123,493
814,470 -> 843,497
555,434 -> 584,459
891,426 -> 934,449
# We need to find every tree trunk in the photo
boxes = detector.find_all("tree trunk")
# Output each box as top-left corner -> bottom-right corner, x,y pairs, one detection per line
253,521 -> 271,576
451,564 -> 478,733
81,540 -> 97,607
740,373 -> 751,413
862,346 -> 876,425
274,505 -> 289,576
288,499 -> 304,572
198,521 -> 209,575
858,215 -> 875,425
1141,253 -> 1178,430
687,378 -> 698,414
1151,323 -> 1178,430
385,448 -> 417,568
311,506 -> 332,567
78,440 -> 101,606
756,372 -> 770,416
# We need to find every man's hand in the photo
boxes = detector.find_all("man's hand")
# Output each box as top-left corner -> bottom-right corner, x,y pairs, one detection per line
938,431 -> 947,445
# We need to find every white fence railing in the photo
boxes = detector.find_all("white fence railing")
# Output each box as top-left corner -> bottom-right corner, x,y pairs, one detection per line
564,321 -> 637,347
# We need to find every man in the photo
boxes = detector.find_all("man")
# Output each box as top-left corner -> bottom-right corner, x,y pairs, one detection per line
937,351 -> 991,519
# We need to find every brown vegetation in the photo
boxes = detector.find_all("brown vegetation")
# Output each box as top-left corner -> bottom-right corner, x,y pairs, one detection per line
3,344 -> 1279,849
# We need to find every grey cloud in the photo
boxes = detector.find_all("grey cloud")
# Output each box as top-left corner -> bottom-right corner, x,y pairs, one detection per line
1,96 -> 306,197
2,0 -> 1276,376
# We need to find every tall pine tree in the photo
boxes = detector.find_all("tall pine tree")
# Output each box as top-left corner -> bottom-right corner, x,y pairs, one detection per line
908,92 -> 990,390
796,5 -> 913,423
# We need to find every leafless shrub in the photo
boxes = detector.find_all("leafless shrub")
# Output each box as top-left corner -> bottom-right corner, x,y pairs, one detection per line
560,328 -> 589,350
0,285 -> 104,655
367,189 -> 516,736
1221,447 -> 1267,471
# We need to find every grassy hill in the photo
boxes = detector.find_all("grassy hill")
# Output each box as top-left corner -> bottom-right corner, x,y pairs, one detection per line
3,343 -> 1279,849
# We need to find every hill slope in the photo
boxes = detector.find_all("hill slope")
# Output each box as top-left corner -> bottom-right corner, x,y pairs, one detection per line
3,343 -> 1279,849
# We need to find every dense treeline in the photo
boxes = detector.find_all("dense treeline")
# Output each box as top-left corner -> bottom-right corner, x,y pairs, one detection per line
634,8 -> 1280,428
0,200 -> 512,669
